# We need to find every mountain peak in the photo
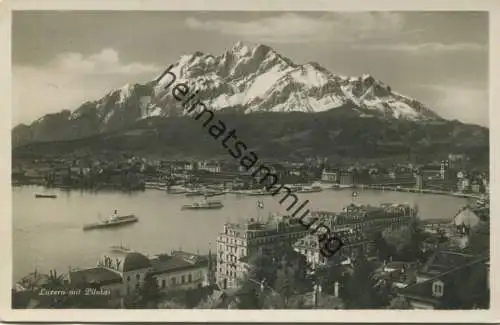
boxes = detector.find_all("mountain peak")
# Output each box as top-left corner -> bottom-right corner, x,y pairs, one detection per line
231,41 -> 252,56
13,43 -> 445,147
361,73 -> 376,83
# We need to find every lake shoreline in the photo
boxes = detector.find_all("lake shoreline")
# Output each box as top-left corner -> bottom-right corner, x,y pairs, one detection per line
12,185 -> 468,283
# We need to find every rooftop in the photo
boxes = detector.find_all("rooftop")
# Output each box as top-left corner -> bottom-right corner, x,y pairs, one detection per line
98,246 -> 152,272
69,267 -> 123,286
312,203 -> 414,225
400,255 -> 489,305
293,229 -> 370,250
453,207 -> 482,227
150,251 -> 210,275
420,250 -> 478,275
222,214 -> 305,236
16,272 -> 51,290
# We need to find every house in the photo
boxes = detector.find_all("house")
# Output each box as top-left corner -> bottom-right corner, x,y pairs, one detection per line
416,250 -> 478,283
339,169 -> 354,185
293,229 -> 374,269
470,181 -> 481,193
262,285 -> 345,309
71,246 -> 215,299
96,246 -> 152,296
293,234 -> 328,269
420,165 -> 442,180
69,267 -> 124,300
170,161 -> 194,172
453,207 -> 481,229
457,177 -> 471,192
198,161 -> 221,173
15,271 -> 53,292
398,252 -> 489,309
216,215 -> 309,289
421,236 -> 443,253
321,169 -> 338,183
149,250 -> 215,292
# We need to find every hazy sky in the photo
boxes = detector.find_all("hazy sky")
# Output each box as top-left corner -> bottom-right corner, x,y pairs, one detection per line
12,11 -> 489,126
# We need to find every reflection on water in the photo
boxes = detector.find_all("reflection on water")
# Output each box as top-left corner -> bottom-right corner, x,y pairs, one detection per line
12,185 -> 467,282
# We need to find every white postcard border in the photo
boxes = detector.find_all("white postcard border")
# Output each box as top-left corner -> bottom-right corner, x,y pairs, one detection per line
0,0 -> 498,322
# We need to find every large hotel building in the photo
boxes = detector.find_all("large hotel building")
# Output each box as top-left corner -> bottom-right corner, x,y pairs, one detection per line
216,203 -> 416,289
295,203 -> 417,268
216,214 -> 309,289
314,203 -> 416,233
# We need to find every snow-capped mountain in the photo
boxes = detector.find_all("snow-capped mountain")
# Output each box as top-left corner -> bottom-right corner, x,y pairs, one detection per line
151,41 -> 441,120
13,41 -> 443,146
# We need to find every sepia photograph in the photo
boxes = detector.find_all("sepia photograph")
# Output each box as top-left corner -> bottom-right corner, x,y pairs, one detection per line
1,0 -> 497,323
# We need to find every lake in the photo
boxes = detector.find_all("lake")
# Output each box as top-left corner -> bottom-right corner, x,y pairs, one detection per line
12,185 -> 467,283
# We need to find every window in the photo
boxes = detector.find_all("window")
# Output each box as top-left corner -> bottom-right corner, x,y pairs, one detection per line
188,274 -> 192,283
181,275 -> 186,284
171,277 -> 177,285
136,274 -> 140,281
162,279 -> 166,288
432,280 -> 444,298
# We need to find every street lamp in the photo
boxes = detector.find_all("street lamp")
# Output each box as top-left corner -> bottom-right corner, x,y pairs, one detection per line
312,282 -> 323,308
247,278 -> 277,294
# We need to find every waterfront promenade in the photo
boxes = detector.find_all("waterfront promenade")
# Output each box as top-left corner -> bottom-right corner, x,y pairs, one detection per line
353,184 -> 485,200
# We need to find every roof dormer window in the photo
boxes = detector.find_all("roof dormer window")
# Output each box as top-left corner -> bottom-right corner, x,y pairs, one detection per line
432,280 -> 444,298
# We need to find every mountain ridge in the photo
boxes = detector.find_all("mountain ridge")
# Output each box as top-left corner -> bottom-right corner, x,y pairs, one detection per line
13,41 -> 450,147
12,110 -> 489,167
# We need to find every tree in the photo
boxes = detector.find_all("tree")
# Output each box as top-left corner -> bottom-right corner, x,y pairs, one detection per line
446,260 -> 489,309
467,221 -> 490,255
274,267 -> 295,307
314,262 -> 343,295
261,291 -> 286,309
342,256 -> 386,308
132,272 -> 161,308
234,278 -> 263,309
245,252 -> 277,286
236,246 -> 312,309
39,269 -> 70,308
65,281 -> 111,309
275,247 -> 312,294
370,231 -> 392,261
382,218 -> 423,261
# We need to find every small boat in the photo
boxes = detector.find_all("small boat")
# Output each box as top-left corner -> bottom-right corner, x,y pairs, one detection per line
145,182 -> 168,191
295,186 -> 323,193
204,191 -> 225,197
182,199 -> 224,210
83,210 -> 138,231
246,189 -> 272,196
185,190 -> 205,197
35,193 -> 57,199
166,186 -> 188,194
